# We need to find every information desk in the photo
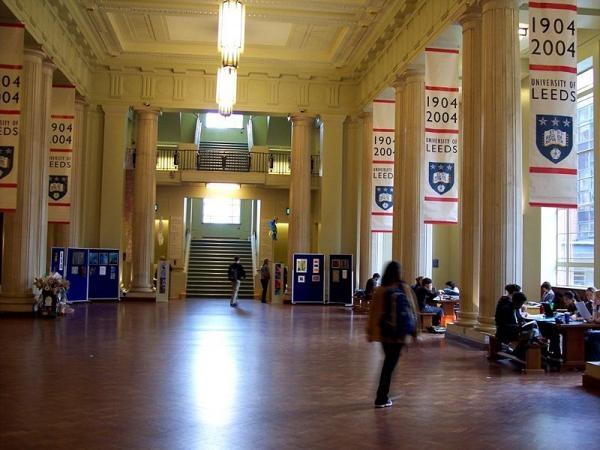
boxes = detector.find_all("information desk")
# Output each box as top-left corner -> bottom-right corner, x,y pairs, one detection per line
524,314 -> 600,370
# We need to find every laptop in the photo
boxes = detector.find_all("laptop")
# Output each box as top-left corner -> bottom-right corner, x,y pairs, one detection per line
542,302 -> 554,318
575,301 -> 593,322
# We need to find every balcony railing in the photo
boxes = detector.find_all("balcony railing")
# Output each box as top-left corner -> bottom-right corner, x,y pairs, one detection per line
156,149 -> 321,176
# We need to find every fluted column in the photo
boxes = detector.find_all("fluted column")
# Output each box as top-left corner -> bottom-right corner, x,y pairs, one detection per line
392,76 -> 406,261
341,116 -> 361,263
358,111 -> 373,288
130,108 -> 159,296
399,69 -> 425,283
477,0 -> 523,331
69,97 -> 87,247
0,49 -> 46,311
456,7 -> 482,327
287,114 -> 314,272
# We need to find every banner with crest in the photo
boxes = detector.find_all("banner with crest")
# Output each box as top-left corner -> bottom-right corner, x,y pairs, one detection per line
423,47 -> 460,224
0,23 -> 24,211
371,98 -> 395,232
48,85 -> 75,223
529,0 -> 577,208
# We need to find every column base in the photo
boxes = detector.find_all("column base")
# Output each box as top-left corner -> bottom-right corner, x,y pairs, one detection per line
125,289 -> 156,302
475,317 -> 496,334
445,323 -> 488,348
454,311 -> 479,328
0,293 -> 36,313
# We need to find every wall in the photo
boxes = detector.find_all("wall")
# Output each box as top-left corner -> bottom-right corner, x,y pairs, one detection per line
199,113 -> 249,143
190,198 -> 253,240
252,116 -> 269,146
267,116 -> 292,147
432,225 -> 460,289
158,112 -> 180,143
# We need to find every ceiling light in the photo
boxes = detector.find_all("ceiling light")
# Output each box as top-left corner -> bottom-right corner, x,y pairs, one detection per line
218,0 -> 245,67
206,183 -> 241,192
216,66 -> 237,117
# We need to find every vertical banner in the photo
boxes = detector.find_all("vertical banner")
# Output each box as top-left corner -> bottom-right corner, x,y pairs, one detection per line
423,47 -> 460,224
0,23 -> 24,211
48,85 -> 76,223
528,1 -> 578,208
371,98 -> 395,232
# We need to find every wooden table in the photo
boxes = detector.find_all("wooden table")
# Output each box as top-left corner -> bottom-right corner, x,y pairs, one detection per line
435,297 -> 459,326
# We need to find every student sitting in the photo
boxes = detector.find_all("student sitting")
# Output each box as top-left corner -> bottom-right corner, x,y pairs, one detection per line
495,292 -> 534,360
415,277 -> 444,327
583,287 -> 596,314
443,281 -> 460,297
364,273 -> 380,300
556,291 -> 578,315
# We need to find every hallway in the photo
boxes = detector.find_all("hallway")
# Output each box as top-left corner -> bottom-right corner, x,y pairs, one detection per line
1,301 -> 598,449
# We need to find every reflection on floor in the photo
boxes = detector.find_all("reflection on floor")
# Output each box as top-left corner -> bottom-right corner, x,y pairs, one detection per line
1,300 -> 599,449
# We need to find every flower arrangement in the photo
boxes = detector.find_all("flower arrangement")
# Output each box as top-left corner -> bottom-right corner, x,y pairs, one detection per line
33,273 -> 71,317
33,272 -> 70,293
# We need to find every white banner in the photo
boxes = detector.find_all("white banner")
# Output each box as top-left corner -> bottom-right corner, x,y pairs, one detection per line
371,98 -> 395,233
423,47 -> 460,224
528,0 -> 577,208
48,85 -> 75,223
0,23 -> 24,212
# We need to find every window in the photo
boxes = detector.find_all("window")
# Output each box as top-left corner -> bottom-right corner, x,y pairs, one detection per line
205,112 -> 244,129
203,198 -> 241,224
555,60 -> 594,287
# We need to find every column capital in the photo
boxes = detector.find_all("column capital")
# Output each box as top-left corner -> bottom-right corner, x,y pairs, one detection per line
392,74 -> 406,89
459,4 -> 481,28
23,47 -> 46,63
75,95 -> 88,108
101,104 -> 130,115
358,110 -> 372,120
319,113 -> 346,127
290,113 -> 316,125
403,66 -> 425,82
133,107 -> 161,118
42,59 -> 56,73
481,0 -> 520,13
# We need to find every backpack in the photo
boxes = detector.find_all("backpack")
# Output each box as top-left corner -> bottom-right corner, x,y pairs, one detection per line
228,264 -> 238,281
380,288 -> 416,339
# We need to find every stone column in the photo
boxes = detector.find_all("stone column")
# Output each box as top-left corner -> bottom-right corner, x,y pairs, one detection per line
399,68 -> 425,284
0,49 -> 47,311
456,7 -> 482,327
341,116 -> 361,280
477,0 -> 523,331
81,105 -> 104,247
287,114 -> 314,272
392,76 -> 406,261
129,108 -> 159,296
318,114 -> 345,258
99,105 -> 129,250
69,96 -> 87,247
358,111 -> 373,288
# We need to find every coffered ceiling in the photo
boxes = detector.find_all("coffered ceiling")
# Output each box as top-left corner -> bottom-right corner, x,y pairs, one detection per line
58,0 -> 412,80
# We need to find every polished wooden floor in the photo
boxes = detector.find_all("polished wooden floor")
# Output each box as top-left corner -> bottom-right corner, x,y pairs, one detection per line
1,300 -> 599,450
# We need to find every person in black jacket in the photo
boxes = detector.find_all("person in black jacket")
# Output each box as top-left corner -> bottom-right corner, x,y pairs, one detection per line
414,278 -> 443,327
495,292 -> 532,359
227,256 -> 246,307
364,273 -> 380,299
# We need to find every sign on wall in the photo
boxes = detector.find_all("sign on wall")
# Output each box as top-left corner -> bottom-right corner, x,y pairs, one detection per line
48,85 -> 76,223
371,98 -> 395,233
528,0 -> 578,208
0,23 -> 24,211
423,47 -> 460,224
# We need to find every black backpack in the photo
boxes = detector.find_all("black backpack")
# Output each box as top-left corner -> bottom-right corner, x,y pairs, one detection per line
380,287 -> 416,339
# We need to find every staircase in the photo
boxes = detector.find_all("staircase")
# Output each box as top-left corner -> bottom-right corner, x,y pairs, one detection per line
186,238 -> 255,299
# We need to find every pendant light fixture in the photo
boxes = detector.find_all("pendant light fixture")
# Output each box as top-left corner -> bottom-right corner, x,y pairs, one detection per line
218,0 -> 245,68
216,65 -> 237,117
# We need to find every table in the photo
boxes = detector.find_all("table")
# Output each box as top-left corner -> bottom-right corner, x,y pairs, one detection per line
435,297 -> 459,326
524,314 -> 600,370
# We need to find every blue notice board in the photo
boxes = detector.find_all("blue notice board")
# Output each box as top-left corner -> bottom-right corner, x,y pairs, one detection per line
50,247 -> 67,277
329,254 -> 353,305
292,253 -> 324,304
88,248 -> 120,300
66,248 -> 89,302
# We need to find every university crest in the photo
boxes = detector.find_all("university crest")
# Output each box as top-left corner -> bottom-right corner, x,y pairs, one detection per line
536,114 -> 573,164
0,146 -> 14,180
429,162 -> 454,195
49,175 -> 68,201
375,186 -> 393,210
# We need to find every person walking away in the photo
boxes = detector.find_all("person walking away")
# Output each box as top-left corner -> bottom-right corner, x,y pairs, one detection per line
260,259 -> 270,303
366,261 -> 419,408
228,256 -> 246,307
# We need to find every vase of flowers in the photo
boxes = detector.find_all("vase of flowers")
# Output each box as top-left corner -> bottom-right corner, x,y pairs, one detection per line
33,273 -> 70,317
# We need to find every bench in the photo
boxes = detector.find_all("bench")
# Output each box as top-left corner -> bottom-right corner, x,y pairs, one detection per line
419,312 -> 436,331
484,333 -> 544,374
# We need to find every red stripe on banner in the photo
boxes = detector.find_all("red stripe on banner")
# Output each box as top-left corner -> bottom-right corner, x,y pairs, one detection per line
0,208 -> 16,212
373,99 -> 395,104
529,64 -> 577,74
425,47 -> 459,54
372,160 -> 394,164
49,221 -> 70,224
529,167 -> 577,175
0,183 -> 17,188
52,84 -> 76,89
424,196 -> 459,203
371,230 -> 393,233
373,128 -> 394,132
425,220 -> 458,224
0,64 -> 22,70
51,114 -> 75,119
0,110 -> 20,115
0,23 -> 25,28
529,202 -> 578,208
50,148 -> 73,153
528,2 -> 577,12
372,212 -> 393,216
425,128 -> 459,134
49,203 -> 71,207
425,86 -> 459,92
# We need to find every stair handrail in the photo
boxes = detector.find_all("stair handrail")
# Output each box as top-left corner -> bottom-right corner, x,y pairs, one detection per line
250,231 -> 258,294
183,227 -> 192,274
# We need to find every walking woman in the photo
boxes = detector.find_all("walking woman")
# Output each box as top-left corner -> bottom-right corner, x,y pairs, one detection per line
366,261 -> 419,408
